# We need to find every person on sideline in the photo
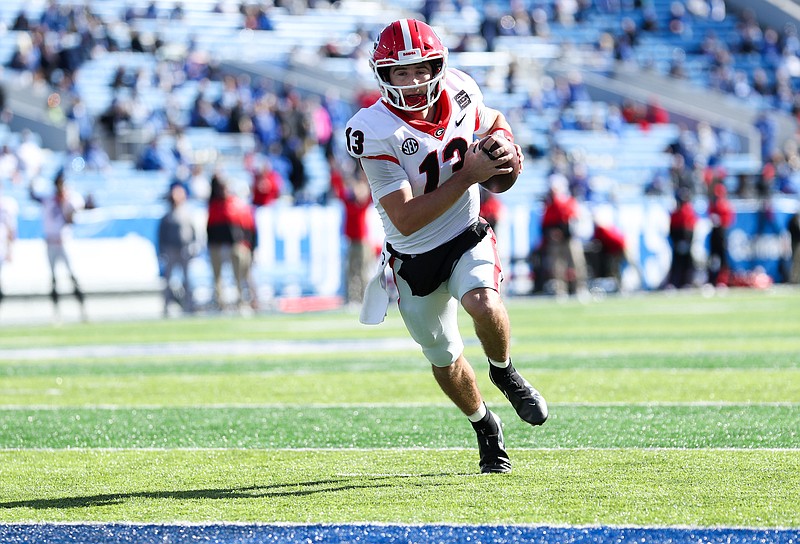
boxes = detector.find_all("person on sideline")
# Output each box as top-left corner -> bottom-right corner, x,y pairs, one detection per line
706,181 -> 735,286
330,157 -> 374,306
29,169 -> 87,322
345,19 -> 548,474
787,211 -> 800,284
539,174 -> 588,297
0,183 -> 18,310
157,181 -> 197,316
665,187 -> 698,289
206,174 -> 258,312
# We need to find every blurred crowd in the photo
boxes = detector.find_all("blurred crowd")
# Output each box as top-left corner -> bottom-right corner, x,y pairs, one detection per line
0,0 -> 800,320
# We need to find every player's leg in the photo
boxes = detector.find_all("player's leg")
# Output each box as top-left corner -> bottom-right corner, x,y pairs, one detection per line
431,354 -> 510,473
46,244 -> 60,310
431,353 -> 481,415
393,265 -> 510,473
453,237 -> 549,427
460,287 -> 509,363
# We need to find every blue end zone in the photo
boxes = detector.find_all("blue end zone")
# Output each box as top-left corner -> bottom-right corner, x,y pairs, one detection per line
0,524 -> 798,543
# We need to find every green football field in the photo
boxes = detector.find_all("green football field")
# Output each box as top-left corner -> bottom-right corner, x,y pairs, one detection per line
0,288 -> 798,527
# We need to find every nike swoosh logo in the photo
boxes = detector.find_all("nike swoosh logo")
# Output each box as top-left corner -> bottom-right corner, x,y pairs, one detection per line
455,114 -> 466,127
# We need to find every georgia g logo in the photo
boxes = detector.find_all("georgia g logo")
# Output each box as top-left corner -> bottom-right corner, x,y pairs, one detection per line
401,138 -> 419,156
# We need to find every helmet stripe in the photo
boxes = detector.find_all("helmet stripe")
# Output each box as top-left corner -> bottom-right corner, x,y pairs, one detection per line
400,19 -> 414,50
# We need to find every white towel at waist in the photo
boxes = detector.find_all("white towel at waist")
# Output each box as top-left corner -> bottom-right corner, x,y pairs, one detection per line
359,245 -> 391,325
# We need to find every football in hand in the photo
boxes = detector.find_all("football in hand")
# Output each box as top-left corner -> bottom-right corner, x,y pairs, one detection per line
477,135 -> 520,193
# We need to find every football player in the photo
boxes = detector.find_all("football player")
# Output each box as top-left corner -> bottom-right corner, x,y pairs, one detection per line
345,19 -> 548,473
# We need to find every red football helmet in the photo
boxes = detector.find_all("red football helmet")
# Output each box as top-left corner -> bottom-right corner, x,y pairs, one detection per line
370,19 -> 448,111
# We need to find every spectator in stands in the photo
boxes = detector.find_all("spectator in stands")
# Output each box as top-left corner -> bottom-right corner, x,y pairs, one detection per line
769,146 -> 799,195
29,169 -> 87,322
695,121 -> 719,166
144,1 -> 159,19
252,93 -> 282,151
646,97 -> 669,124
620,99 -> 647,127
16,129 -> 46,180
754,111 -> 777,163
190,94 -> 226,131
330,158 -> 373,306
668,1 -> 690,37
170,2 -> 185,20
158,181 -> 197,316
137,137 -> 167,171
0,183 -> 18,309
309,96 -> 333,161
605,103 -> 625,137
0,145 -> 21,184
613,20 -> 636,62
277,90 -> 313,200
736,8 -> 762,55
81,138 -> 111,171
667,124 -> 700,170
751,67 -> 773,97
187,163 -> 211,201
206,173 -> 258,312
67,97 -> 94,145
568,159 -> 592,202
667,152 -> 699,197
421,0 -> 442,23
479,4 -> 501,52
665,188 -> 698,289
706,181 -> 735,286
11,9 -> 30,31
243,4 -> 275,31
250,157 -> 284,207
641,7 -> 659,32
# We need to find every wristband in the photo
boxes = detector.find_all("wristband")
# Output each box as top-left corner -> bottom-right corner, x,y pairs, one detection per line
491,128 -> 514,142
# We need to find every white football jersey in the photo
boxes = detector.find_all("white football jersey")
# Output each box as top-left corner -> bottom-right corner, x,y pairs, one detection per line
345,68 -> 494,255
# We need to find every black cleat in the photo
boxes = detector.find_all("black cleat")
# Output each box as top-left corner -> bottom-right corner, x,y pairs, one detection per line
473,410 -> 512,474
490,363 -> 549,426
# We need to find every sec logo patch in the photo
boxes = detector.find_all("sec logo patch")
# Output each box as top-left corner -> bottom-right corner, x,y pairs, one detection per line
401,138 -> 419,155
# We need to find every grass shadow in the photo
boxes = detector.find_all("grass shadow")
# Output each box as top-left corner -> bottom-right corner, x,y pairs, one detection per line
0,473 -> 461,511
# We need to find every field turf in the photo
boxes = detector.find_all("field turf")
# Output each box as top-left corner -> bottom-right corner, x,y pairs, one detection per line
0,288 -> 798,529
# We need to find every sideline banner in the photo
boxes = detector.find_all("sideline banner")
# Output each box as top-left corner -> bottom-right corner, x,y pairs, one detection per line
7,198 -> 798,297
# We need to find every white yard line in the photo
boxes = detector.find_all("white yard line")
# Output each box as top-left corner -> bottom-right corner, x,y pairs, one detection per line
0,338 -> 419,361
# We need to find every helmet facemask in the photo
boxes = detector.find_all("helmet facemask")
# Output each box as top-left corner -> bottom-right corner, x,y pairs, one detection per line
373,58 -> 446,112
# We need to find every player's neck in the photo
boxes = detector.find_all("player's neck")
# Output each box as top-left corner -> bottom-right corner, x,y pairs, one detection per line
407,107 -> 433,122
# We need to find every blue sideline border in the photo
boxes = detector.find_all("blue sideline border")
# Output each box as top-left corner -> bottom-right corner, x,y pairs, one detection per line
0,524 -> 798,543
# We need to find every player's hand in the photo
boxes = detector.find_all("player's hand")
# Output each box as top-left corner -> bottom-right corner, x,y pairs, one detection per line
466,137 -> 514,185
514,143 -> 525,174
